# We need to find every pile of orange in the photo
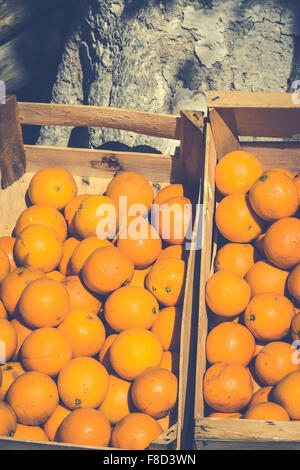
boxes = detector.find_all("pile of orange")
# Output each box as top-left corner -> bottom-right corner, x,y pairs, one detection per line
0,168 -> 189,449
205,150 -> 300,421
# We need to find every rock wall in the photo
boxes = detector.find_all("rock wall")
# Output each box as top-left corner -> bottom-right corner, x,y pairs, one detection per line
38,0 -> 300,153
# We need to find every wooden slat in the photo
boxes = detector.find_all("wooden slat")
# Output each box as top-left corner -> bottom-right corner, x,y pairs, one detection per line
179,110 -> 204,184
24,145 -> 181,183
207,91 -> 300,109
240,141 -> 300,174
18,102 -> 181,140
208,108 -> 240,159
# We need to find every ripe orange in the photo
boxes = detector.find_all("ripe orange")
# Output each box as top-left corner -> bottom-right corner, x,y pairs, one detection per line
244,260 -> 289,297
153,184 -> 184,206
73,194 -> 117,239
287,263 -> 300,302
128,266 -> 152,288
46,270 -> 65,282
117,218 -> 162,268
0,236 -> 16,271
244,293 -> 294,341
159,351 -> 180,376
0,401 -> 17,437
0,248 -> 10,284
10,318 -> 33,361
205,270 -> 251,317
146,258 -> 186,307
244,402 -> 289,421
70,236 -> 113,274
215,150 -> 263,196
249,170 -> 298,221
294,173 -> 300,200
6,371 -> 59,425
57,357 -> 109,410
111,412 -> 163,450
14,424 -> 49,441
99,374 -> 132,425
291,312 -> 300,341
214,243 -> 259,278
14,205 -> 68,241
109,328 -> 163,381
204,363 -> 253,412
57,408 -> 111,447
61,275 -> 102,315
43,404 -> 71,441
273,371 -> 300,419
131,368 -> 178,419
157,245 -> 186,262
215,194 -> 263,243
206,322 -> 255,366
263,217 -> 300,269
104,286 -> 159,332
0,362 -> 25,400
58,309 -> 106,358
248,386 -> 273,407
64,194 -> 90,235
254,233 -> 266,255
59,237 -> 80,276
21,327 -> 72,377
14,224 -> 64,273
0,267 -> 46,316
98,334 -> 118,372
156,410 -> 177,431
82,246 -> 134,296
207,412 -> 243,419
0,300 -> 7,319
155,196 -> 192,245
0,319 -> 17,362
151,306 -> 182,351
254,341 -> 300,386
28,167 -> 78,210
18,278 -> 71,328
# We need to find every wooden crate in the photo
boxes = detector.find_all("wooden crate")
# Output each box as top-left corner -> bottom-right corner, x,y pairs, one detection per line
0,95 -> 204,450
194,91 -> 300,450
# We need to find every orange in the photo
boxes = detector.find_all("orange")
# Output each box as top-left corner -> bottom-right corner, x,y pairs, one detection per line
249,170 -> 298,221
99,374 -> 132,425
0,248 -> 10,284
254,233 -> 266,255
244,293 -> 294,341
273,371 -> 300,419
153,184 -> 184,206
109,328 -> 163,381
14,224 -> 64,273
271,168 -> 294,179
117,218 -> 162,268
159,351 -> 180,376
0,236 -> 16,271
215,194 -> 263,243
128,266 -> 151,288
215,150 -> 263,195
104,286 -> 159,332
214,243 -> 259,278
131,368 -> 178,419
98,334 -> 118,372
205,270 -> 251,317
254,341 -> 300,386
70,236 -> 113,274
291,312 -> 300,341
248,365 -> 263,394
0,300 -> 7,319
14,205 -> 68,241
288,263 -> 300,302
18,278 -> 70,328
0,362 -> 25,400
57,357 -> 109,409
82,246 -> 134,296
156,411 -> 177,431
21,327 -> 72,377
157,245 -> 186,262
73,194 -> 117,239
6,371 -> 59,425
46,270 -> 65,282
61,275 -> 102,315
151,306 -> 182,351
10,318 -> 33,361
0,319 -> 17,361
244,260 -> 289,297
244,402 -> 289,421
43,404 -> 71,441
204,363 -> 253,412
105,171 -> 154,225
28,167 -> 78,210
155,196 -> 192,245
208,311 -> 240,328
248,386 -> 273,407
207,412 -> 243,419
206,322 -> 255,366
146,258 -> 186,307
58,309 -> 106,358
294,173 -> 300,200
14,424 -> 49,441
64,194 -> 90,235
111,412 -> 163,450
57,408 -> 111,447
59,237 -> 80,276
264,217 -> 300,269
0,401 -> 17,437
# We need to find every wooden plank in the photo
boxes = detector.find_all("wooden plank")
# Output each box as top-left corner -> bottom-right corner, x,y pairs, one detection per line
240,141 -> 300,174
24,145 -> 182,183
149,424 -> 177,450
179,110 -> 204,184
0,95 -> 25,189
18,102 -> 181,140
207,91 -> 300,109
208,108 -> 240,159
195,439 -> 300,450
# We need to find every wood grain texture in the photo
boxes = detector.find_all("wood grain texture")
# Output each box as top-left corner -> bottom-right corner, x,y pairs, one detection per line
0,95 -> 25,189
18,102 -> 181,140
207,91 -> 299,108
179,110 -> 204,184
208,108 -> 240,159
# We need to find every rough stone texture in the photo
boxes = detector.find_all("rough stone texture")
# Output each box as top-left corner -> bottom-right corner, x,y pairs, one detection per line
38,0 -> 300,153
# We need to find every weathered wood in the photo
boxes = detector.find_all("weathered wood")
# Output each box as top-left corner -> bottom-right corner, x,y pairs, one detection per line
207,91 -> 300,109
240,141 -> 300,174
0,94 -> 25,189
179,110 -> 204,184
19,102 -> 181,141
208,108 -> 240,159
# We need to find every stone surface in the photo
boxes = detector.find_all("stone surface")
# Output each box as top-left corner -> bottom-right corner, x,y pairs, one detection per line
38,0 -> 300,153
